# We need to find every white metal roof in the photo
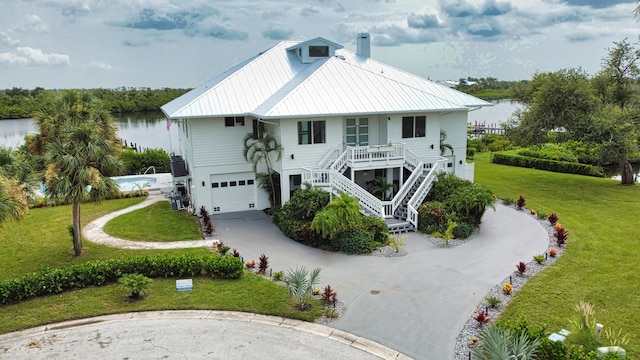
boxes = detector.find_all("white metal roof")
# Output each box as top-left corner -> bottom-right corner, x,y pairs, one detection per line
161,38 -> 490,120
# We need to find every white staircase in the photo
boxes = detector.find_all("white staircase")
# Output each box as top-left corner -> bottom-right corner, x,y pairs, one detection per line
302,144 -> 446,233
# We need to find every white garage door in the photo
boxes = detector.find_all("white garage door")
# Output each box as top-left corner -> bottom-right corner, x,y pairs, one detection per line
210,173 -> 257,213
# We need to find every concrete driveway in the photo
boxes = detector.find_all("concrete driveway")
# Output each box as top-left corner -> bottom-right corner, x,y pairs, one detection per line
211,204 -> 549,359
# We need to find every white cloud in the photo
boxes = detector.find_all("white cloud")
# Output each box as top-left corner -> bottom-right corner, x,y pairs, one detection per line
0,47 -> 70,66
88,60 -> 112,70
0,32 -> 21,47
16,15 -> 51,34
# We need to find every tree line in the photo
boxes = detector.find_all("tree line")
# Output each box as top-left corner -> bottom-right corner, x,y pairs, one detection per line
0,87 -> 190,119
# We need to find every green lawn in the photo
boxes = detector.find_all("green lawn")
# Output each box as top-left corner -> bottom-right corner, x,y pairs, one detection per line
0,197 -> 322,333
474,152 -> 640,357
103,200 -> 203,241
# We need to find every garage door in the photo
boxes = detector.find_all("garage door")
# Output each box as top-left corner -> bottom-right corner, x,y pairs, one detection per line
210,173 -> 257,213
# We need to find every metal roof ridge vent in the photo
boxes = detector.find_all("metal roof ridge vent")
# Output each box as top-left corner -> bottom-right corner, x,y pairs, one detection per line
356,32 -> 370,58
335,54 -> 345,60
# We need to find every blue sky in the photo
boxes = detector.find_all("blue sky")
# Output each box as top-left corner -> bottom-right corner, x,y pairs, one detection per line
0,0 -> 638,89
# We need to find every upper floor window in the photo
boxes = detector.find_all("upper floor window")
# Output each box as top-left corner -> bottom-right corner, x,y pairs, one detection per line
298,120 -> 326,144
402,116 -> 426,138
251,119 -> 266,139
225,116 -> 245,127
309,46 -> 329,57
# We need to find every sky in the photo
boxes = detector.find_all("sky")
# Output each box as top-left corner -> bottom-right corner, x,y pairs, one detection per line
0,0 -> 639,89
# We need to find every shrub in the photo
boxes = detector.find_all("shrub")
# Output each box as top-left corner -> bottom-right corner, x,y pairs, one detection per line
199,206 -> 209,218
232,248 -> 241,258
554,226 -> 569,247
119,148 -> 170,175
331,228 -> 375,255
516,195 -> 526,210
453,221 -> 476,239
118,273 -> 153,299
517,144 -> 579,163
427,172 -> 472,202
549,248 -> 557,257
486,296 -> 501,308
502,197 -> 515,205
0,254 -> 248,305
548,212 -> 559,225
418,201 -> 450,234
258,253 -> 269,274
322,285 -> 337,305
272,271 -> 284,281
516,261 -> 527,275
533,254 -> 545,264
202,255 -> 243,279
466,147 -> 476,159
446,183 -> 496,226
487,139 -> 512,152
502,282 -> 513,295
537,211 -> 548,220
432,220 -> 457,247
205,222 -> 215,236
491,153 -> 604,177
361,215 -> 389,245
283,266 -> 321,310
473,310 -> 491,326
245,260 -> 256,269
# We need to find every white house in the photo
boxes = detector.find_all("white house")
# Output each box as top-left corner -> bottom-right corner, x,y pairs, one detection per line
161,34 -> 490,233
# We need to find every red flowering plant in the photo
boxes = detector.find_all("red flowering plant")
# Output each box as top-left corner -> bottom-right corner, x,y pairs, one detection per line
473,310 -> 491,326
418,201 -> 451,234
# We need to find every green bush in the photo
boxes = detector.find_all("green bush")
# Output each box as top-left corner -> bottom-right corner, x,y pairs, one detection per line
275,185 -> 329,222
331,228 -> 375,254
417,201 -> 450,234
426,172 -> 472,202
118,273 -> 153,299
203,255 -> 243,279
0,254 -> 241,305
119,148 -> 170,175
518,144 -> 579,163
452,221 -> 475,239
487,139 -> 513,152
466,147 -> 476,159
361,215 -> 389,245
491,153 -> 604,177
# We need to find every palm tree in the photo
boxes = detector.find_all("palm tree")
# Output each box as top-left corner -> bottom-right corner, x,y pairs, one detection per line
471,326 -> 540,360
447,184 -> 496,225
37,90 -> 122,256
440,130 -> 454,156
311,192 -> 362,239
635,1 -> 640,21
0,174 -> 27,227
242,132 -> 283,208
369,176 -> 397,200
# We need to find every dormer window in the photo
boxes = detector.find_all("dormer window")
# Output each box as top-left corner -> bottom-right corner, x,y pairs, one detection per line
309,45 -> 329,57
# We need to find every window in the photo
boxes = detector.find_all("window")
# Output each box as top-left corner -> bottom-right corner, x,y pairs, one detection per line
239,180 -> 246,186
211,183 -> 219,188
289,174 -> 302,198
252,119 -> 265,139
309,45 -> 329,57
221,182 -> 228,187
298,120 -> 326,145
230,181 -> 237,186
402,116 -> 426,138
224,116 -> 245,127
247,179 -> 254,185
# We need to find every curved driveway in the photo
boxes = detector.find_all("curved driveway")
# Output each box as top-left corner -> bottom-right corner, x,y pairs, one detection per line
211,204 -> 549,359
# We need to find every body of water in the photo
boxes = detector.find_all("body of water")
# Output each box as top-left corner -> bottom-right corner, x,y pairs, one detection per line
0,101 -> 521,152
0,111 -> 179,154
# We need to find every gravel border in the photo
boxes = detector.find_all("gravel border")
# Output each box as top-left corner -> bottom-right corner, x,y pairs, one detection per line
453,206 -> 564,360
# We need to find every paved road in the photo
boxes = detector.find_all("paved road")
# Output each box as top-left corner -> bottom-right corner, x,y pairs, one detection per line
4,197 -> 548,359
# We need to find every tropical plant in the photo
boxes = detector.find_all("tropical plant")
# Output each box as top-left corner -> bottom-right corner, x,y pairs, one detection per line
516,261 -> 527,275
272,270 -> 284,281
232,248 -> 241,258
485,296 -> 501,308
446,184 -> 496,226
533,254 -> 545,264
34,90 -> 123,256
0,174 -> 28,227
242,131 -> 283,208
432,220 -> 458,247
258,253 -> 269,274
516,195 -> 526,210
548,212 -> 558,225
389,234 -> 407,253
554,226 -> 569,247
118,273 -> 153,299
311,192 -> 361,239
439,129 -> 454,156
471,325 -> 541,360
473,310 -> 491,326
321,285 -> 337,305
245,259 -> 256,269
199,206 -> 209,218
283,266 -> 321,310
368,176 -> 397,200
502,282 -> 513,295
568,301 -> 598,352
549,248 -> 557,257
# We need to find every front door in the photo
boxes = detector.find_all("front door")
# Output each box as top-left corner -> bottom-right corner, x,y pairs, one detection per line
346,117 -> 369,146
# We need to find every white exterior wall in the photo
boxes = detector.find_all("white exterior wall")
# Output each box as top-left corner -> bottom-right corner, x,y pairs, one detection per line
387,114 -> 440,159
439,111 -> 470,180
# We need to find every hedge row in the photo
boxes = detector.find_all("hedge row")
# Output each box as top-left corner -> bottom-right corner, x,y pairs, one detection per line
491,153 -> 604,177
0,254 -> 243,305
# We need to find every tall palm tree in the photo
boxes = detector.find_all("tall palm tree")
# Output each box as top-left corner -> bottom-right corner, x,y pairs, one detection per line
242,131 -> 283,208
440,130 -> 454,156
0,174 -> 27,227
36,90 -> 122,256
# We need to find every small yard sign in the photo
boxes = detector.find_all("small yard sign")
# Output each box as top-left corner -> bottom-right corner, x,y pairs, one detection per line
176,279 -> 193,291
